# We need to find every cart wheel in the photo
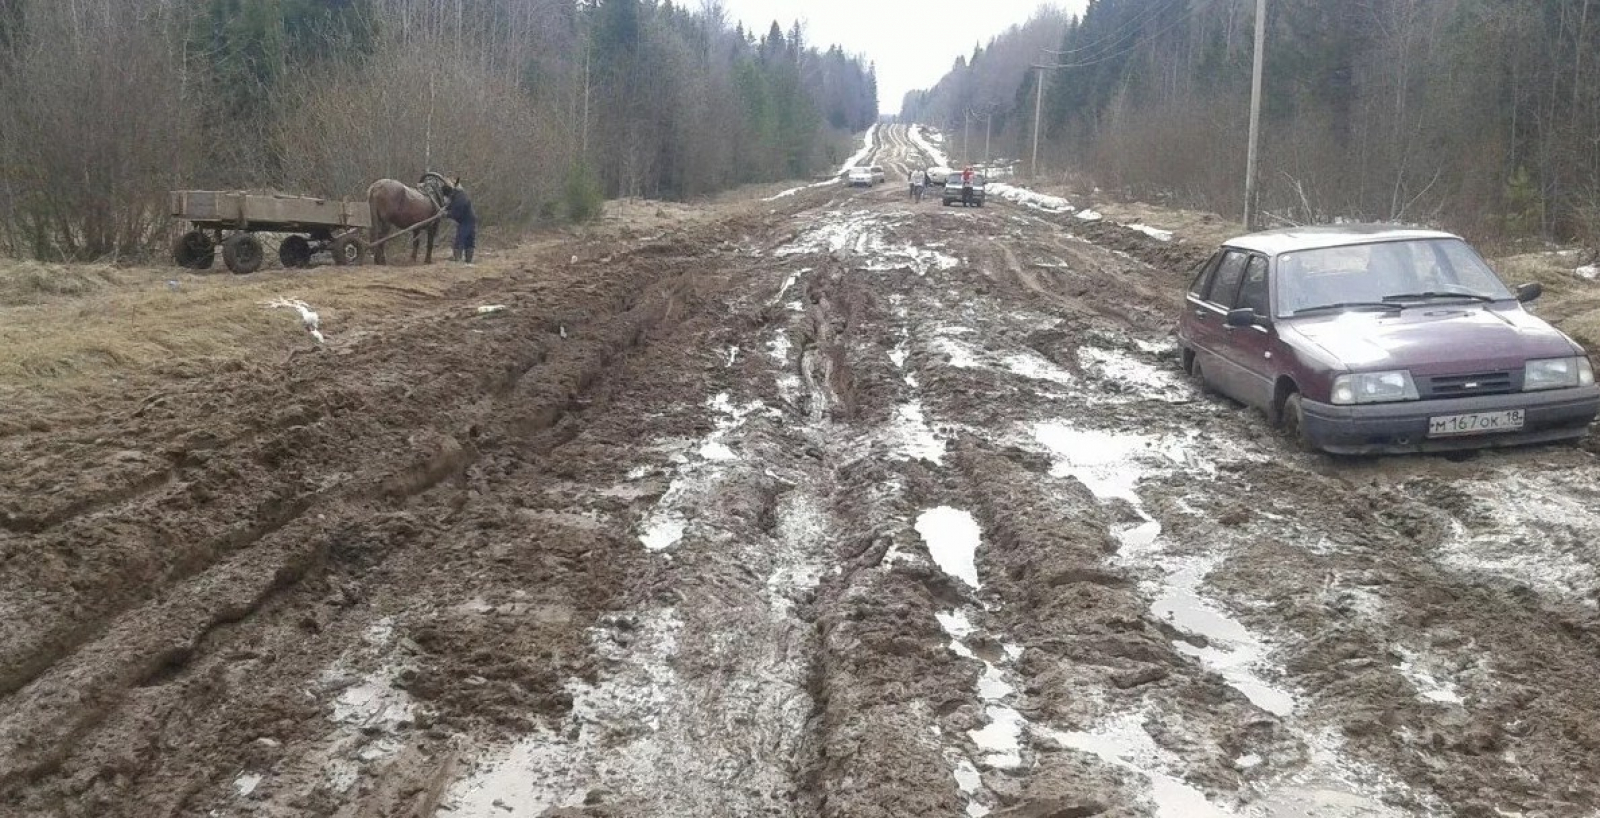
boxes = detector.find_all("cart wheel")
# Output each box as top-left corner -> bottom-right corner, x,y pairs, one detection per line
330,234 -> 366,266
222,234 -> 264,275
173,230 -> 215,270
278,235 -> 313,269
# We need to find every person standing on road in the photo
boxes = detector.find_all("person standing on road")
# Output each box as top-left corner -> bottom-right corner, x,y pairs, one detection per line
910,168 -> 926,203
961,166 -> 974,206
444,182 -> 477,264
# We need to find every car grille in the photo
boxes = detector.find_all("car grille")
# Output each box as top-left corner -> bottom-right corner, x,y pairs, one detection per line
1421,371 -> 1517,399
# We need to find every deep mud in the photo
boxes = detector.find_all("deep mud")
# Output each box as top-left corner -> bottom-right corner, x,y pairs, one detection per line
6,126 -> 1600,818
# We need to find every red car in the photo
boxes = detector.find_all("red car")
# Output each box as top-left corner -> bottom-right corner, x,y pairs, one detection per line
1176,225 -> 1600,454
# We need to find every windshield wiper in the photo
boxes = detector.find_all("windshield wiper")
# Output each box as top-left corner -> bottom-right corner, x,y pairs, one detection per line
1291,301 -> 1404,316
1381,291 -> 1495,303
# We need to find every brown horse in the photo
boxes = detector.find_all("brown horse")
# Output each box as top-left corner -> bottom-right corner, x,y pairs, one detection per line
366,177 -> 444,264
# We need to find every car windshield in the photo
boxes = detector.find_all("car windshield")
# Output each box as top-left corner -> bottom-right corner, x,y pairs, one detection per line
1275,238 -> 1514,317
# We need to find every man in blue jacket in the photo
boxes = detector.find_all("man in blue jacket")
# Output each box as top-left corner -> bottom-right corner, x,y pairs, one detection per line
444,181 -> 477,264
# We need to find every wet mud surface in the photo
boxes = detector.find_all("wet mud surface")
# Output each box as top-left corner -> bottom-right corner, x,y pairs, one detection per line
7,126 -> 1600,817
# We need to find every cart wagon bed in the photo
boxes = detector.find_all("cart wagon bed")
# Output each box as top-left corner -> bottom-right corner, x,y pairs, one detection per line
170,190 -> 371,274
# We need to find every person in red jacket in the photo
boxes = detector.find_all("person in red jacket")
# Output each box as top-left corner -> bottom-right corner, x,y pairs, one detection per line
961,166 -> 975,206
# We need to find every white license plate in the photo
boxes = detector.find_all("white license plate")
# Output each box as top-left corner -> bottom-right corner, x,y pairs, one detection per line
1428,409 -> 1525,437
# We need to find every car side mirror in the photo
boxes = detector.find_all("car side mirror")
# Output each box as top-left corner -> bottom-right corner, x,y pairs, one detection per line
1225,308 -> 1260,328
1516,282 -> 1543,303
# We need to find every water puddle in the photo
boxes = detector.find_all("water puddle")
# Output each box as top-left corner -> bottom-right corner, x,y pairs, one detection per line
1436,473 -> 1600,601
1078,346 -> 1189,401
915,507 -> 981,588
1032,423 -> 1201,504
437,610 -> 683,814
635,394 -> 779,550
775,209 -> 888,257
1152,558 -> 1296,718
1040,711 -> 1233,818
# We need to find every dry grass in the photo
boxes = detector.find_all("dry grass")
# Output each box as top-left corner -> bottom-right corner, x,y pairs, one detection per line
1493,250 -> 1600,349
0,255 -> 514,400
0,196 -> 734,412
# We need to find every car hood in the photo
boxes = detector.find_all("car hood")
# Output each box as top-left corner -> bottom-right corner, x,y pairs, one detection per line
1286,304 -> 1580,373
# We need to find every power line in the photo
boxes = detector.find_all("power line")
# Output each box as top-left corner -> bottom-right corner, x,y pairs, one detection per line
1042,0 -> 1180,61
1036,0 -> 1209,70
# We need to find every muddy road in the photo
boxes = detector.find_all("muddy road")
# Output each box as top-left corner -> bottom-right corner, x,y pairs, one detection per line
6,126 -> 1600,818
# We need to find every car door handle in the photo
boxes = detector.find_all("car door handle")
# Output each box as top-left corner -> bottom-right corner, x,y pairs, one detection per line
1193,309 -> 1209,319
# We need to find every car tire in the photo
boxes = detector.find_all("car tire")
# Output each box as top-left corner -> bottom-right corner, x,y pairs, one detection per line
1189,357 -> 1212,396
1282,392 -> 1318,453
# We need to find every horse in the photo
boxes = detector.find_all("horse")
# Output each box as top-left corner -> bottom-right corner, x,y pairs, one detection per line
366,175 -> 448,264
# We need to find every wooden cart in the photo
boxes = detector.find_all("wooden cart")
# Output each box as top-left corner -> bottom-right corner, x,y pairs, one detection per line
170,190 -> 372,274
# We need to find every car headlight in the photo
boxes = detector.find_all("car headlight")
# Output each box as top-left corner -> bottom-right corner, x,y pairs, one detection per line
1331,371 -> 1420,405
1524,356 -> 1596,391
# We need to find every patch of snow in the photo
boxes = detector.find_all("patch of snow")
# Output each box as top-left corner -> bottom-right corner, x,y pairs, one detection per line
887,402 -> 945,465
953,758 -> 982,794
327,669 -> 415,731
1075,209 -> 1104,222
889,344 -> 909,369
762,180 -> 838,201
699,441 -> 737,461
916,507 -> 982,588
838,124 -> 879,175
1001,351 -> 1074,384
1575,264 -> 1597,280
639,513 -> 687,551
934,337 -> 984,369
909,124 -> 951,167
1126,223 -> 1175,242
767,330 -> 792,364
1394,648 -> 1464,705
987,182 -> 1075,213
234,772 -> 263,797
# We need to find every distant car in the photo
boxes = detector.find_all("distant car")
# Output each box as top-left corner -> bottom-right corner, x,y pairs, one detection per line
1177,225 -> 1600,454
871,165 -> 886,184
847,167 -> 875,187
926,166 -> 953,185
942,173 -> 985,207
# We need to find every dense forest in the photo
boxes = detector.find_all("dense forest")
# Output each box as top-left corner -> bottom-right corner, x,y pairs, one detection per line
0,0 -> 878,260
905,0 -> 1600,244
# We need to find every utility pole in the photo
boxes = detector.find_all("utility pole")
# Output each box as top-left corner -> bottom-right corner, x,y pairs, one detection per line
963,111 -> 972,166
1244,0 -> 1267,230
1031,65 -> 1045,179
984,113 -> 992,166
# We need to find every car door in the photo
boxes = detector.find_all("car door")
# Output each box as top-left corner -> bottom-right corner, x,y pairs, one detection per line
1187,249 -> 1250,396
1213,254 -> 1278,412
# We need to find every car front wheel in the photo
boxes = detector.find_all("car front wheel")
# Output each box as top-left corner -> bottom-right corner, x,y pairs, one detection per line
1281,392 -> 1318,453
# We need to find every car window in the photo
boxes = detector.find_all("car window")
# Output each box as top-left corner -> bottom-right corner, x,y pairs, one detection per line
1206,250 -> 1249,306
1189,252 -> 1221,297
1429,239 -> 1514,295
1237,256 -> 1270,314
1275,238 -> 1513,316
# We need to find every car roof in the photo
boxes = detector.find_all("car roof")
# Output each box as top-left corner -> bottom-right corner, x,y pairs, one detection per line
1223,224 -> 1460,256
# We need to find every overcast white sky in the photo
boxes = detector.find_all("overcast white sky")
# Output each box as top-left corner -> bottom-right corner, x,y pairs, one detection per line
715,0 -> 1089,115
